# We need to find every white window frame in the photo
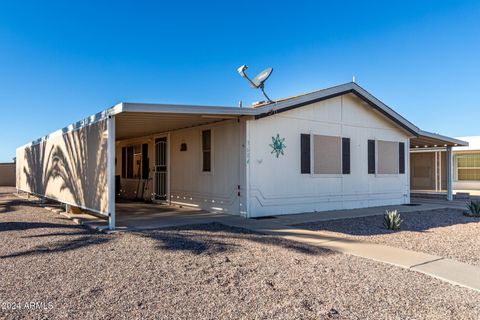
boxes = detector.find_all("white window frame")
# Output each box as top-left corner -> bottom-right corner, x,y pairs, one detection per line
454,152 -> 480,182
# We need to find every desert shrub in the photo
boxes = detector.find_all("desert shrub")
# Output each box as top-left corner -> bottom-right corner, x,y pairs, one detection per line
383,210 -> 402,230
465,200 -> 480,217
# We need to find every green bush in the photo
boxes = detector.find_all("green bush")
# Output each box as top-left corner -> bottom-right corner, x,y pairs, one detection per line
465,200 -> 480,217
383,210 -> 402,230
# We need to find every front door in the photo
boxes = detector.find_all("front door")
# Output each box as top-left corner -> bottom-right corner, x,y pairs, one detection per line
154,137 -> 168,201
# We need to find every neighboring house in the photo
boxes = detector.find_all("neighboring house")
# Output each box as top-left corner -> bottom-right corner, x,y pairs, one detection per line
410,136 -> 480,192
453,136 -> 480,191
16,82 -> 467,229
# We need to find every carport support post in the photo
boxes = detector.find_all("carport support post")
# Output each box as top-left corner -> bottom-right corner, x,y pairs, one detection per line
107,115 -> 116,229
446,146 -> 453,201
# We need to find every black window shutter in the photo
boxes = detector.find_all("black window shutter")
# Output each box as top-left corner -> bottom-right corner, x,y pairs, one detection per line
399,142 -> 405,174
121,147 -> 126,178
300,134 -> 311,174
368,140 -> 376,174
142,144 -> 149,179
342,138 -> 350,174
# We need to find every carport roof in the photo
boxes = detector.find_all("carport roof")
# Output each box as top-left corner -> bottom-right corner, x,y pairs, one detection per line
20,82 -> 468,147
410,130 -> 468,149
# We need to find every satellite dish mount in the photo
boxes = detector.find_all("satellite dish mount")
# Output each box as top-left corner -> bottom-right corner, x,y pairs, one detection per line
237,65 -> 274,103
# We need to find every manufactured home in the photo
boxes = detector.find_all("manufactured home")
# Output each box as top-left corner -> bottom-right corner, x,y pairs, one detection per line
16,82 -> 467,229
411,136 -> 480,193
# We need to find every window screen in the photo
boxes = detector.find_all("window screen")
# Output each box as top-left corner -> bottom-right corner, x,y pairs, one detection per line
456,153 -> 480,181
313,135 -> 342,174
377,140 -> 399,174
202,130 -> 212,172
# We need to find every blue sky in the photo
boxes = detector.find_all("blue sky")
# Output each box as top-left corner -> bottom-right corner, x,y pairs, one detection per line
0,1 -> 479,162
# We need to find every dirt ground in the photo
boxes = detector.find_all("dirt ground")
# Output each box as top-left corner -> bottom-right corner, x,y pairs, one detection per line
297,208 -> 480,267
1,187 -> 480,319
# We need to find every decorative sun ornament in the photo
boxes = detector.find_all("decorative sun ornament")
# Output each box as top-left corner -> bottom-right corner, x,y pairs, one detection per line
269,134 -> 286,158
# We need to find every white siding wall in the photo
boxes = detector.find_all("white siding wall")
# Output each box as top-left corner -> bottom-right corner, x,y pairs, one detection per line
247,94 -> 410,217
169,120 -> 245,214
454,181 -> 480,190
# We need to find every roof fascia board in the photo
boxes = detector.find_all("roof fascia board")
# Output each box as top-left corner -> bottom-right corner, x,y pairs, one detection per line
120,102 -> 255,116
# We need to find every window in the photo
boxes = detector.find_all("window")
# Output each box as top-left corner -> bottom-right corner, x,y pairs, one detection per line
313,135 -> 342,174
121,144 -> 148,179
300,134 -> 350,175
456,153 -> 480,181
377,140 -> 399,174
202,130 -> 212,172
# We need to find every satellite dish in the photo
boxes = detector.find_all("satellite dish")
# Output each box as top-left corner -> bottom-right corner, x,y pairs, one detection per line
252,67 -> 273,88
237,65 -> 274,102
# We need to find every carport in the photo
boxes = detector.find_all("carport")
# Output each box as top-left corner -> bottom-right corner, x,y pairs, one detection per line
107,102 -> 254,230
410,131 -> 468,200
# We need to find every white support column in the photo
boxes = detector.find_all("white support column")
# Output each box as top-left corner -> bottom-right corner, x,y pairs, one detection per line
446,146 -> 453,201
107,115 -> 116,229
245,119 -> 251,218
434,151 -> 439,192
167,132 -> 171,205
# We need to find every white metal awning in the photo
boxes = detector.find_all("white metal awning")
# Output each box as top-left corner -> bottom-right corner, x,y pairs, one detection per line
410,130 -> 468,149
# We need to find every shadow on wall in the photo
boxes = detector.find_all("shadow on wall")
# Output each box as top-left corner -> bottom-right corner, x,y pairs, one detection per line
22,141 -> 54,194
21,120 -> 108,213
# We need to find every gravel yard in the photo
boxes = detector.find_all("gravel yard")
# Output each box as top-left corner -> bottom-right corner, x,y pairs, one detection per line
1,188 -> 480,319
297,208 -> 480,267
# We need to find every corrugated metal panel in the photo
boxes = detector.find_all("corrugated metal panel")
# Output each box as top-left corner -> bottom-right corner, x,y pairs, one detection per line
16,120 -> 109,214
